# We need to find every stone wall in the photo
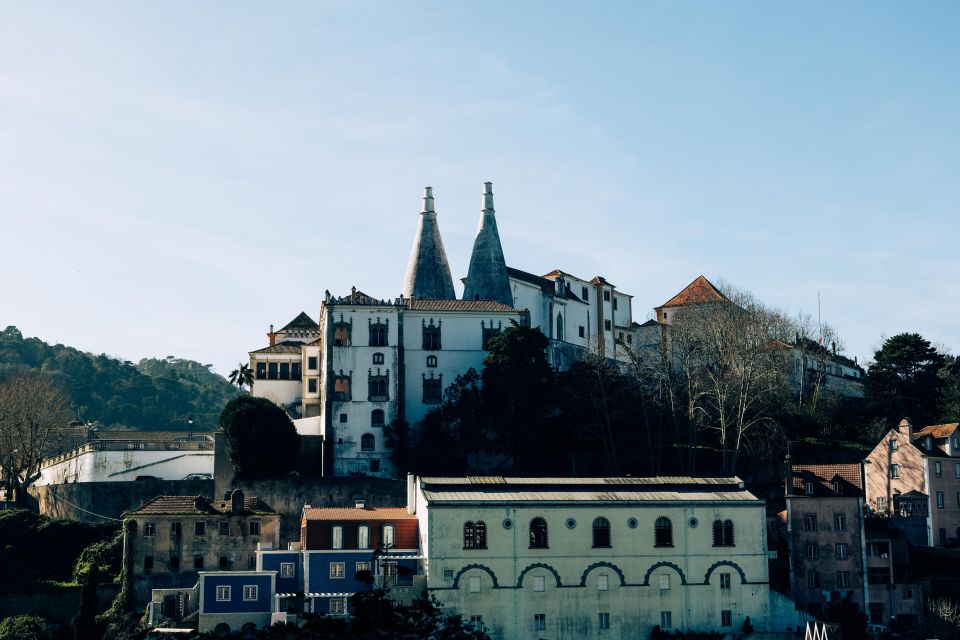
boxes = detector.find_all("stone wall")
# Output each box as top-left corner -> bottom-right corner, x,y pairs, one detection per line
28,479 -> 215,523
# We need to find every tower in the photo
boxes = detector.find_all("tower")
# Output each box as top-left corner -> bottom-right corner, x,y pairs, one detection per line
402,187 -> 457,300
463,182 -> 513,306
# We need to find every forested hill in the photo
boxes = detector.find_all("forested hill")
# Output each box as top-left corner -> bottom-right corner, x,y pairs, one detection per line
0,326 -> 239,431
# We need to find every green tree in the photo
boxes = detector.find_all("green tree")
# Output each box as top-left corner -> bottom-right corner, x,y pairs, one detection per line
0,616 -> 51,640
228,362 -> 255,391
220,396 -> 300,478
938,355 -> 960,423
866,333 -> 946,427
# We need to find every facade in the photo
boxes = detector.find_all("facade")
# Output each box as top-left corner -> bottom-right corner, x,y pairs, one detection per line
863,419 -> 960,547
409,475 -> 799,640
125,490 -> 280,600
196,571 -> 276,633
35,431 -> 214,486
250,183 -> 637,477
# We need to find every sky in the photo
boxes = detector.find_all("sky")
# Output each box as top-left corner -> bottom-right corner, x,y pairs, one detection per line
1,1 -> 958,375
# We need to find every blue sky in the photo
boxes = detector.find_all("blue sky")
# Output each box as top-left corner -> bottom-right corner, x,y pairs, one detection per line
2,2 -> 958,374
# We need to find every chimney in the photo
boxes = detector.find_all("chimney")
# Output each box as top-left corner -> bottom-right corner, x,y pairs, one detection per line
194,496 -> 204,511
899,417 -> 913,441
230,488 -> 244,514
354,498 -> 366,510
267,324 -> 278,347
783,454 -> 793,497
407,473 -> 417,515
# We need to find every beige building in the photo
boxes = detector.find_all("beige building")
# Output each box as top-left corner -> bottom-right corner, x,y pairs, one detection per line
863,420 -> 960,546
408,476 -> 807,640
125,490 -> 281,601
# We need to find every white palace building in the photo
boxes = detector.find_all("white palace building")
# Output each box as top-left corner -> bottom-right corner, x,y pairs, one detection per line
249,183 -> 640,478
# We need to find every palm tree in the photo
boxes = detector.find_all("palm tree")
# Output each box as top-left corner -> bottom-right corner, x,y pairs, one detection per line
228,363 -> 254,391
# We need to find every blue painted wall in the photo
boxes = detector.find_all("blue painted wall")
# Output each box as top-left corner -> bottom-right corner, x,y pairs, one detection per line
261,551 -> 303,594
306,550 -> 376,595
202,574 -> 272,614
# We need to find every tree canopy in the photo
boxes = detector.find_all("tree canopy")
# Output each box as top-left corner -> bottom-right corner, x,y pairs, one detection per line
866,333 -> 947,427
220,396 -> 301,478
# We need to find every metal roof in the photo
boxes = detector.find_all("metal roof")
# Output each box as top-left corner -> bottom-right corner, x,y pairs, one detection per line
420,489 -> 758,503
421,476 -> 742,485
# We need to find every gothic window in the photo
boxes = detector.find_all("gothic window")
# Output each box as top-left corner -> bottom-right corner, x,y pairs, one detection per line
422,319 -> 442,350
529,517 -> 549,549
592,517 -> 611,548
556,313 -> 564,340
373,353 -> 384,365
463,521 -> 487,549
371,409 -> 385,427
713,519 -> 735,547
654,517 -> 673,547
369,319 -> 388,347
368,370 -> 389,402
426,355 -> 438,368
481,320 -> 502,350
423,375 -> 442,405
333,373 -> 351,401
361,434 -> 375,452
333,317 -> 352,347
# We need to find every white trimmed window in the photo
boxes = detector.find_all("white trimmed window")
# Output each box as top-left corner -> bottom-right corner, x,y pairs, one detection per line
597,573 -> 609,591
330,562 -> 345,579
533,614 -> 546,631
469,576 -> 481,593
358,525 -> 369,549
720,573 -> 731,589
659,574 -> 670,590
329,597 -> 346,615
243,585 -> 258,601
533,576 -> 545,592
661,611 -> 672,629
332,526 -> 343,549
382,524 -> 395,548
216,586 -> 231,601
280,562 -> 295,578
356,561 -> 371,574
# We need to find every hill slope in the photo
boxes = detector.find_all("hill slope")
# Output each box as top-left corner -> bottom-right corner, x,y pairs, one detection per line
0,326 -> 239,431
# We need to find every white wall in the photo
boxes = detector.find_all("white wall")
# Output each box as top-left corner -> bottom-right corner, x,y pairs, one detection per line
36,448 -> 214,485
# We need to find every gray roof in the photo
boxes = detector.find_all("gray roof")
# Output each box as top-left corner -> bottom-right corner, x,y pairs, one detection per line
463,182 -> 513,306
403,187 -> 457,301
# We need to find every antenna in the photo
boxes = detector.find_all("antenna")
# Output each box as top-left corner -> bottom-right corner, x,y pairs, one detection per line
817,290 -> 823,346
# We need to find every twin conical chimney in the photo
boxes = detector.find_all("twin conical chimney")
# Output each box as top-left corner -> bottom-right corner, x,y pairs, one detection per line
463,182 -> 512,306
402,187 -> 457,300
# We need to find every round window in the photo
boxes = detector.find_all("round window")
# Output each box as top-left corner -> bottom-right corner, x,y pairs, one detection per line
502,518 -> 513,530
688,517 -> 699,528
565,518 -> 577,529
627,517 -> 639,529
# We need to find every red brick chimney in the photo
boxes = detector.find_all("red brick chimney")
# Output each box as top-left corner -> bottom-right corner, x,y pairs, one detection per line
267,324 -> 277,347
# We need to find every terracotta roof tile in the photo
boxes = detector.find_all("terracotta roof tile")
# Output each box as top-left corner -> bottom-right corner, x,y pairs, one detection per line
250,342 -> 303,355
913,423 -> 959,440
405,298 -> 518,313
302,507 -> 416,522
658,275 -> 728,309
128,495 -> 275,516
790,463 -> 863,496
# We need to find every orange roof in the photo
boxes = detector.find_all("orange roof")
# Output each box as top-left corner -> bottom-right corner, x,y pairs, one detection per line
913,423 -> 959,440
658,275 -> 728,309
790,463 -> 863,495
302,507 -> 416,522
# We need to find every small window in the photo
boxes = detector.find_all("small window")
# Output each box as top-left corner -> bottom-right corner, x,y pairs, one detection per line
372,352 -> 384,365
144,556 -> 153,574
332,526 -> 343,549
593,517 -> 611,548
216,586 -> 231,601
578,325 -> 585,338
219,556 -> 229,570
382,525 -> 395,548
937,491 -> 945,509
808,571 -> 820,588
659,574 -> 670,590
721,610 -> 732,627
371,409 -> 385,427
308,378 -> 318,393
358,526 -> 370,549
603,290 -> 610,301
243,585 -> 258,601
955,462 -> 960,479
936,461 -> 943,478
355,561 -> 371,575
330,562 -> 345,578
339,413 -> 348,423
218,521 -> 229,536
604,319 -> 612,331
903,588 -> 914,600
719,573 -> 731,590
654,517 -> 673,547
170,522 -> 182,538
581,286 -> 589,301
307,356 -> 318,370
614,297 -> 618,310
598,574 -> 609,591
891,464 -> 900,479
170,555 -> 180,570
837,571 -> 850,588
660,611 -> 672,629
534,614 -> 546,632
599,612 -> 610,630
806,543 -> 818,560
443,569 -> 454,581
193,555 -> 204,570
329,597 -> 346,614
422,320 -> 442,350
143,522 -> 155,537
529,517 -> 549,549
533,575 -> 545,592
369,321 -> 388,347
255,362 -> 266,380
249,521 -> 260,536
713,519 -> 735,546
469,576 -> 481,593
469,615 -> 483,631
804,482 -> 815,495
834,513 -> 846,531
426,355 -> 438,368
361,433 -> 375,451
803,514 -> 817,532
833,480 -> 843,495
836,543 -> 848,560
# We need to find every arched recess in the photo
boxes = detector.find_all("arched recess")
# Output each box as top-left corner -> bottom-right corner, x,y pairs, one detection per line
452,564 -> 500,589
641,561 -> 687,586
517,563 -> 563,588
703,560 -> 747,585
579,561 -> 627,587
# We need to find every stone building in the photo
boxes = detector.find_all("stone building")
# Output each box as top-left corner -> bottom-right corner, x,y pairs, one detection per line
125,490 -> 280,600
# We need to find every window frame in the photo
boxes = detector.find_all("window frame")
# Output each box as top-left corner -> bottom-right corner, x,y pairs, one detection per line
529,517 -> 549,549
243,585 -> 258,601
330,562 -> 345,579
654,516 -> 673,547
216,585 -> 231,601
592,516 -> 611,548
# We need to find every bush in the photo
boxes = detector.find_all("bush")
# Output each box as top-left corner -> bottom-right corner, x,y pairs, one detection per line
73,530 -> 122,583
0,615 -> 51,640
220,396 -> 300,478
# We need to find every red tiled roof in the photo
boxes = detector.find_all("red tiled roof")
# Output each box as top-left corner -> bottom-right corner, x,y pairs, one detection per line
128,495 -> 275,516
658,275 -> 728,309
250,342 -> 303,355
405,299 -> 518,313
913,423 -> 959,440
790,463 -> 863,496
302,507 -> 416,522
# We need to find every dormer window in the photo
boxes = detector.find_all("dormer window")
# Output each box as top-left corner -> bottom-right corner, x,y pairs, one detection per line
833,480 -> 842,495
804,482 -> 815,495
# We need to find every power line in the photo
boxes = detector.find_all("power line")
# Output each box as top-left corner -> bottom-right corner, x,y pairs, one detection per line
48,487 -> 124,522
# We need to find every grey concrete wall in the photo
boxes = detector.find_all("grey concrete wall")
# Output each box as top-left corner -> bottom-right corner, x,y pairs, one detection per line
29,479 -> 215,522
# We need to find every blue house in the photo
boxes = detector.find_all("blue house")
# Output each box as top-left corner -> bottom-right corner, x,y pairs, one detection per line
197,571 -> 275,634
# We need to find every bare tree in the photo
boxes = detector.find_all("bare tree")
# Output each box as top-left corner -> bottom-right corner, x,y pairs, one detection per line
0,371 -> 71,502
926,597 -> 960,640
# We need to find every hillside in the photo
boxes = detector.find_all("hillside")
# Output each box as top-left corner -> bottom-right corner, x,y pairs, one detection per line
0,326 -> 239,431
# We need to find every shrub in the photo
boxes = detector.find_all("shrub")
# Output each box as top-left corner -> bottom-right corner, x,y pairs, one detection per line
220,396 -> 300,478
0,615 -> 51,640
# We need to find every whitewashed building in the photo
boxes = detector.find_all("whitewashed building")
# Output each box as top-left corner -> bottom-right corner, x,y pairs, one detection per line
250,183 -> 639,477
407,475 -> 806,640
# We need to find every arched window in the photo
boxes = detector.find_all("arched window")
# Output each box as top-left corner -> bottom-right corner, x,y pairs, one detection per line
360,434 -> 375,451
372,352 -> 384,365
382,525 -> 394,548
654,517 -> 673,547
556,313 -> 564,340
592,517 -> 611,548
426,355 -> 438,368
422,319 -> 442,350
463,521 -> 488,549
368,371 -> 389,401
371,409 -> 385,427
713,519 -> 735,547
529,517 -> 549,549
369,319 -> 388,347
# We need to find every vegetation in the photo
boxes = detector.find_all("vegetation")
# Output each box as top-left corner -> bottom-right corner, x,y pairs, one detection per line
0,326 -> 239,431
228,362 -> 255,391
0,615 -> 51,640
220,396 -> 301,478
864,333 -> 947,427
